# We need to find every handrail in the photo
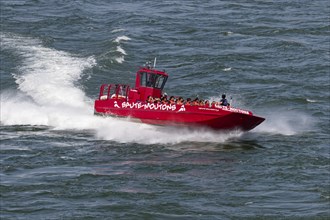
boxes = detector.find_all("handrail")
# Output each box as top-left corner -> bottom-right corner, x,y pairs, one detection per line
99,84 -> 130,101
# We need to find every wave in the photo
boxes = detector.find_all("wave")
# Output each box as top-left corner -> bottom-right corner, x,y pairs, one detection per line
306,99 -> 317,103
113,35 -> 131,63
111,29 -> 125,33
113,35 -> 131,43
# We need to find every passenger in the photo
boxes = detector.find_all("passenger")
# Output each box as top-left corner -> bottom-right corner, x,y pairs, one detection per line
146,95 -> 154,103
169,96 -> 176,105
185,98 -> 191,106
154,98 -> 161,104
192,98 -> 199,106
161,96 -> 166,104
211,101 -> 216,108
176,97 -> 184,105
205,100 -> 210,107
220,94 -> 229,106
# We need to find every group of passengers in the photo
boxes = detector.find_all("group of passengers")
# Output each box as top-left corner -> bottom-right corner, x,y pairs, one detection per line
146,94 -> 230,107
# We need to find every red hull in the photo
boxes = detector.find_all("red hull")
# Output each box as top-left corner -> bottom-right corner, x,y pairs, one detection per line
94,64 -> 265,131
94,99 -> 265,131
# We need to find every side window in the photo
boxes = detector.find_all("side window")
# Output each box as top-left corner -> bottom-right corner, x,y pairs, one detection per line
155,76 -> 164,89
157,76 -> 167,89
140,72 -> 147,86
147,73 -> 154,87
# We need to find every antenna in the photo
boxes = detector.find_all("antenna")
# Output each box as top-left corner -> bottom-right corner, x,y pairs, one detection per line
153,57 -> 157,68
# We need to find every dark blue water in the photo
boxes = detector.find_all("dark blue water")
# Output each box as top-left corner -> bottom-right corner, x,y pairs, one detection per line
1,0 -> 329,219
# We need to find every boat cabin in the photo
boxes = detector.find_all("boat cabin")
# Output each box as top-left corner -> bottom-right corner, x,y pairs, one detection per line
97,65 -> 168,103
131,66 -> 168,102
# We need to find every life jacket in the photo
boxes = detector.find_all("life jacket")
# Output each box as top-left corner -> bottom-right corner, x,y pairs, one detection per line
220,98 -> 228,106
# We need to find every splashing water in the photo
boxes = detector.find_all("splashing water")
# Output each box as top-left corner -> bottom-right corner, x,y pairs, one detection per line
1,33 -> 96,108
252,110 -> 314,136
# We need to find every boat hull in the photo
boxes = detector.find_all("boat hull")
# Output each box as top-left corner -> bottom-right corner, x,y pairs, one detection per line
94,99 -> 265,131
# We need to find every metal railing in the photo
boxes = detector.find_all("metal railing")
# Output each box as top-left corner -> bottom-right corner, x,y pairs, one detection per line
98,84 -> 130,101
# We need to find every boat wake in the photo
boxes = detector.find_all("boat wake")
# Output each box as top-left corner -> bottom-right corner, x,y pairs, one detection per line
0,33 -> 311,145
252,109 -> 314,136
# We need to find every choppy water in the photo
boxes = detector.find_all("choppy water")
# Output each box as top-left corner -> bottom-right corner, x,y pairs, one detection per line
1,0 -> 329,219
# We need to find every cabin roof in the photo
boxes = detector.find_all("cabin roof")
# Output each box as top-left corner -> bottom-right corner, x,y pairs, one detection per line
137,67 -> 168,77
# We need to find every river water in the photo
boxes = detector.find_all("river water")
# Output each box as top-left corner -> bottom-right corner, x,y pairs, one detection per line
1,0 -> 329,219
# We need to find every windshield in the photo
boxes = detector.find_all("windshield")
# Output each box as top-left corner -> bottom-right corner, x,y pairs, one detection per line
140,72 -> 167,89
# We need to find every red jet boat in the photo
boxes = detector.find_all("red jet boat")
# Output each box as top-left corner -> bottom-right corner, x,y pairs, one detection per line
94,62 -> 265,131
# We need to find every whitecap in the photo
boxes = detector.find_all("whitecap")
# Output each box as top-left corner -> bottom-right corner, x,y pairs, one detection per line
111,28 -> 125,33
112,35 -> 131,63
223,31 -> 233,36
115,56 -> 125,63
306,99 -> 317,103
116,45 -> 127,55
113,35 -> 131,43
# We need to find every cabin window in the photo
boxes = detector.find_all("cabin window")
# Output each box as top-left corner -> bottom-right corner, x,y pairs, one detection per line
140,72 -> 147,86
139,72 -> 167,89
154,75 -> 167,89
